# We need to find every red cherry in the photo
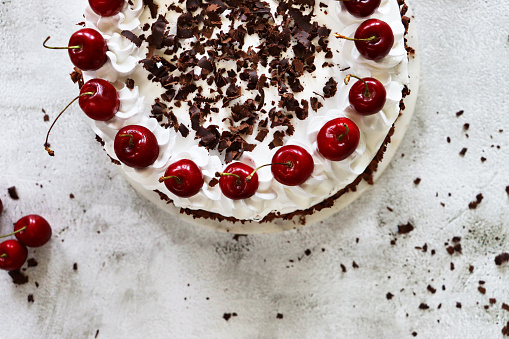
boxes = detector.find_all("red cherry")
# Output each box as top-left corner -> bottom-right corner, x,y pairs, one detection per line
159,159 -> 204,198
89,0 -> 124,17
271,145 -> 314,186
0,240 -> 28,271
346,75 -> 386,115
354,19 -> 394,60
43,29 -> 107,71
317,117 -> 360,161
114,125 -> 159,168
45,78 -> 119,156
335,19 -> 394,61
14,215 -> 52,248
219,163 -> 259,200
79,79 -> 120,121
67,29 -> 107,71
340,0 -> 381,18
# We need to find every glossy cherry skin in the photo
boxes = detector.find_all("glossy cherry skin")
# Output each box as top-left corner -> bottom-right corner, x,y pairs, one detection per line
79,79 -> 119,121
114,125 -> 159,168
317,117 -> 360,161
219,163 -> 259,200
14,215 -> 52,248
354,19 -> 394,60
162,159 -> 204,198
68,28 -> 107,71
349,77 -> 386,115
271,145 -> 314,186
89,0 -> 124,17
341,0 -> 381,18
0,240 -> 28,271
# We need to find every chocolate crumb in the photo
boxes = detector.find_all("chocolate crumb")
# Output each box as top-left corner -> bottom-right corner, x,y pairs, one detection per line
304,249 -> 311,256
413,178 -> 421,185
490,298 -> 497,304
450,262 -> 455,270
95,330 -> 100,338
28,294 -> 34,303
8,270 -> 28,285
427,285 -> 436,294
456,302 -> 462,309
352,261 -> 359,268
456,110 -> 464,117
223,312 -> 237,321
469,265 -> 474,273
503,303 -> 509,312
276,313 -> 284,319
27,258 -> 38,268
506,186 -> 509,197
418,303 -> 429,310
412,332 -> 417,337
208,178 -> 219,187
8,186 -> 19,200
70,193 -> 75,199
468,193 -> 483,209
496,253 -> 509,265
459,148 -> 467,156
386,292 -> 394,300
232,234 -> 247,241
463,123 -> 470,130
73,263 -> 78,271
503,322 -> 509,336
340,264 -> 347,273
478,286 -> 486,294
397,222 -> 414,234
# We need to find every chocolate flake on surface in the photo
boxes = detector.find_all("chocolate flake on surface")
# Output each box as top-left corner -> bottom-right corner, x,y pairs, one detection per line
8,186 -> 19,200
27,258 -> 38,267
8,269 -> 28,285
468,193 -> 483,209
397,222 -> 414,234
495,253 -> 509,266
28,294 -> 34,303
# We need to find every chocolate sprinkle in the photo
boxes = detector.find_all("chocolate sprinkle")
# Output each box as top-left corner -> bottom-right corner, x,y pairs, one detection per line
495,253 -> 509,266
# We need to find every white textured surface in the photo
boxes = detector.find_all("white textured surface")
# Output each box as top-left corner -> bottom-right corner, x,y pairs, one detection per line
0,0 -> 508,338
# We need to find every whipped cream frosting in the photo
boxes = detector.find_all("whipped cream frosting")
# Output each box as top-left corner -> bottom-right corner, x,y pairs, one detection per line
82,0 -> 409,221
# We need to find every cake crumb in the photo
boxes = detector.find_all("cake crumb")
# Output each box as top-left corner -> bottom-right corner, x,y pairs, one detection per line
8,186 -> 19,200
276,313 -> 284,319
468,193 -> 483,209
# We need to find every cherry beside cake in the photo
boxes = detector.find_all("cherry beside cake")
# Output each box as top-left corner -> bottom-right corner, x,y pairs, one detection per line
47,0 -> 417,231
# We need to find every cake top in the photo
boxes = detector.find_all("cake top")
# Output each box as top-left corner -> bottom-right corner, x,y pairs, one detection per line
76,0 -> 409,221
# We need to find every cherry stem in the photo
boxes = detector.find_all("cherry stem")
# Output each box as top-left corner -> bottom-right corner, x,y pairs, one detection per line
0,254 -> 6,258
337,124 -> 350,141
44,92 -> 95,156
119,134 -> 135,149
0,226 -> 26,239
159,176 -> 183,185
220,173 -> 242,186
43,36 -> 82,50
334,33 -> 377,42
345,74 -> 371,97
245,162 -> 292,182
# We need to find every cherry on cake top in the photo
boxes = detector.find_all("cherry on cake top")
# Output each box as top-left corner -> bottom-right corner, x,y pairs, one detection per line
89,0 -> 124,17
114,125 -> 160,168
219,163 -> 259,200
43,28 -> 108,71
338,0 -> 382,18
317,117 -> 360,161
45,78 -> 119,156
345,75 -> 387,115
271,145 -> 314,186
159,159 -> 204,198
335,19 -> 394,60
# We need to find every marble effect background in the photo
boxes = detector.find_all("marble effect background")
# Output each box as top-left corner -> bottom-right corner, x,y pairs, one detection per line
0,0 -> 508,338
